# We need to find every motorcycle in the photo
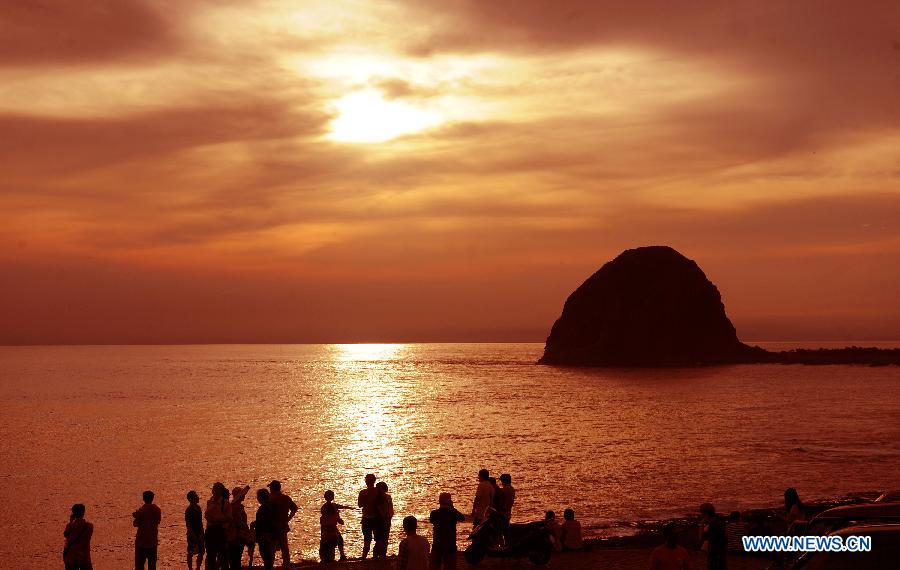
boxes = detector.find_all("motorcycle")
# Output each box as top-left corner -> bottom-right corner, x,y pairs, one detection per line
464,509 -> 553,566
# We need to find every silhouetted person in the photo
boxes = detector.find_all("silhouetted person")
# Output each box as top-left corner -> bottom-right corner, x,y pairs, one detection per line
267,480 -> 298,569
320,490 -> 350,562
429,493 -> 465,570
560,508 -> 583,551
498,474 -> 515,519
228,486 -> 251,570
699,503 -> 726,570
650,523 -> 690,570
374,480 -> 394,558
358,473 -> 380,559
397,515 -> 430,570
497,473 -> 515,542
725,511 -> 750,554
204,483 -> 231,570
134,490 -> 162,570
471,469 -> 494,526
783,487 -> 806,534
251,489 -> 276,570
64,503 -> 94,570
544,511 -> 562,551
185,491 -> 205,570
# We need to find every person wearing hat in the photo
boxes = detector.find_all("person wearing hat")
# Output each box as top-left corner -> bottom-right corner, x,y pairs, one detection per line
267,480 -> 298,569
228,485 -> 252,570
699,503 -> 727,570
429,493 -> 465,570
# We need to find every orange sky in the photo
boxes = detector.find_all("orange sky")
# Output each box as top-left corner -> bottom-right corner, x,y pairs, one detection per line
2,0 -> 899,344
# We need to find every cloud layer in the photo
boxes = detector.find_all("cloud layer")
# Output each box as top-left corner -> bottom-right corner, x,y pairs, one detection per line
2,0 -> 898,343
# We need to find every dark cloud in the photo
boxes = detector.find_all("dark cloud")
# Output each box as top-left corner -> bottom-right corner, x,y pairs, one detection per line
0,0 -> 179,66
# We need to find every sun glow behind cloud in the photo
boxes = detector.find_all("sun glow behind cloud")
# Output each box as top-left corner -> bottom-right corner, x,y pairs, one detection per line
328,89 -> 442,142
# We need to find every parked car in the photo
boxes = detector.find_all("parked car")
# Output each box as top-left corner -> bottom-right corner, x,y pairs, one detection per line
464,510 -> 553,566
807,502 -> 900,536
788,524 -> 900,569
874,490 -> 900,504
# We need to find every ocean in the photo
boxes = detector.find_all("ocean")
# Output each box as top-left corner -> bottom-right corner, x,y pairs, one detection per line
1,343 -> 899,568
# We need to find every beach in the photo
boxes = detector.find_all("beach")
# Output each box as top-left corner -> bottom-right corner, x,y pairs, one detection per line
234,546 -> 770,570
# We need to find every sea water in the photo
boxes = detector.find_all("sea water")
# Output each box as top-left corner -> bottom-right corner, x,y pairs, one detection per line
1,343 -> 899,568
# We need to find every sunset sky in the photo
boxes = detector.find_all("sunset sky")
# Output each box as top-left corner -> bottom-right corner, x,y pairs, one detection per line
2,0 -> 899,344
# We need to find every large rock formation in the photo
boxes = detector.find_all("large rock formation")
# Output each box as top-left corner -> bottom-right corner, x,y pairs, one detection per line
540,246 -> 762,366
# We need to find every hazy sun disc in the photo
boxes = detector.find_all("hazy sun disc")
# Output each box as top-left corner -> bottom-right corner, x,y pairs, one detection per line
328,90 -> 441,143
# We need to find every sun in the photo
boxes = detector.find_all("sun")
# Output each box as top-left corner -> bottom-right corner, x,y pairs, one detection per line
328,89 -> 442,143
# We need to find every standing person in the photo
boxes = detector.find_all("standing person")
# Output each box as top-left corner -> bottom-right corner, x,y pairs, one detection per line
471,469 -> 494,526
251,489 -> 276,570
64,503 -> 94,570
358,473 -> 380,559
185,491 -> 205,570
134,490 -> 162,570
498,474 -> 515,520
396,516 -> 430,570
321,490 -> 351,561
699,503 -> 726,570
374,481 -> 394,558
267,480 -> 298,569
560,508 -> 583,551
497,474 -> 515,543
650,523 -> 690,570
783,488 -> 807,534
228,486 -> 252,570
204,483 -> 231,570
429,493 -> 465,570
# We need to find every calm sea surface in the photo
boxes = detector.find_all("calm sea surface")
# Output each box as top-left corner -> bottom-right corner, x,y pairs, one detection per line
2,343 -> 900,568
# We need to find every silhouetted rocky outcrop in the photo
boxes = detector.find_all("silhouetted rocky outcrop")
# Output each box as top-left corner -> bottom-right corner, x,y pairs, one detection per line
540,246 -> 899,367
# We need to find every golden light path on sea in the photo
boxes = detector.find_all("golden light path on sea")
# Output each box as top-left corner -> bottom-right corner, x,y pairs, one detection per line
331,344 -> 410,472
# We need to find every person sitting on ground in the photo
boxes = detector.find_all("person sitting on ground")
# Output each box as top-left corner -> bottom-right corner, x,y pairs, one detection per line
358,473 -> 380,559
649,522 -> 690,570
725,511 -> 750,554
267,480 -> 298,569
321,490 -> 351,561
472,469 -> 495,526
396,515 -> 430,570
429,493 -> 466,570
251,488 -> 276,570
560,508 -> 583,551
544,511 -> 562,552
374,481 -> 395,558
64,503 -> 94,570
699,503 -> 726,570
134,490 -> 162,570
185,491 -> 204,570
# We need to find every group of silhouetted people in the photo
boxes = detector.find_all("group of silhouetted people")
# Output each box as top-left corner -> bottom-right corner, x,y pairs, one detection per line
61,469 -> 532,570
648,487 -> 810,570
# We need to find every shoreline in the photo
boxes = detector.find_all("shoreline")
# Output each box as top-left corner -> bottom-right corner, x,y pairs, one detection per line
241,492 -> 878,569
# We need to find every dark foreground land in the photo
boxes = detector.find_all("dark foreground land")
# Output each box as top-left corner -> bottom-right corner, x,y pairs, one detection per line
243,548 -> 768,570
761,347 -> 900,366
